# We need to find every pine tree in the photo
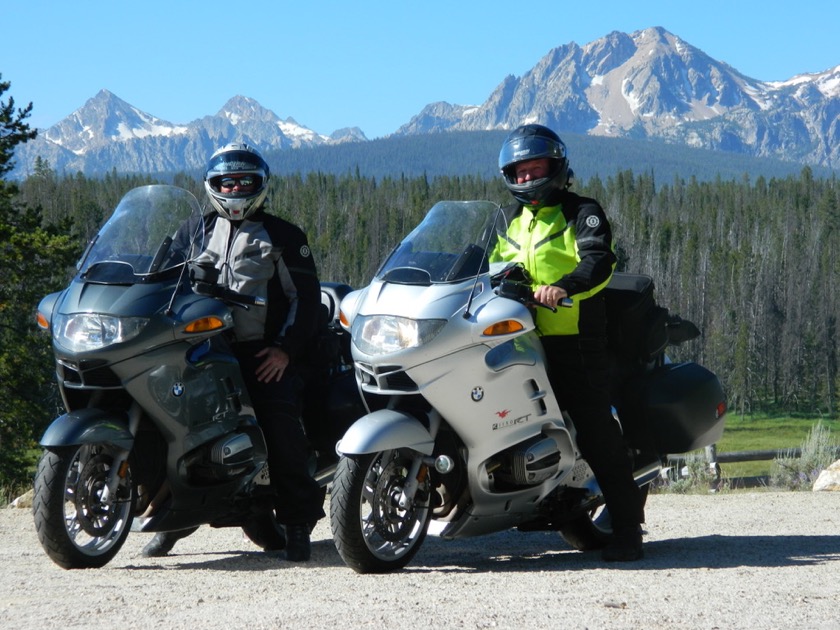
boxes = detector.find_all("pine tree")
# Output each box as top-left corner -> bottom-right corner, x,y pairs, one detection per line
0,78 -> 81,491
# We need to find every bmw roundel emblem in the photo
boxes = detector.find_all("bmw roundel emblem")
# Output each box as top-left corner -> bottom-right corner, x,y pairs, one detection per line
172,382 -> 185,397
471,386 -> 484,402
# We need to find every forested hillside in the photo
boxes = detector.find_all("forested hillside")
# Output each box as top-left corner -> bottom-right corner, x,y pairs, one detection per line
597,168 -> 839,418
4,80 -> 838,492
13,164 -> 839,425
135,130 -> 834,190
264,131 -> 833,183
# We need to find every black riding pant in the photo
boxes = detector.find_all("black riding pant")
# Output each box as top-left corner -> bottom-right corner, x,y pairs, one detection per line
541,335 -> 644,530
235,343 -> 326,526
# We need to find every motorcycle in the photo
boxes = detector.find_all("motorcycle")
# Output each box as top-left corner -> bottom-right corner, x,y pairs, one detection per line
33,184 -> 361,569
329,200 -> 726,573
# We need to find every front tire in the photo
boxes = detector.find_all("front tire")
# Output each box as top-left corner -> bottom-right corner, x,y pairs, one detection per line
330,450 -> 431,573
33,445 -> 135,569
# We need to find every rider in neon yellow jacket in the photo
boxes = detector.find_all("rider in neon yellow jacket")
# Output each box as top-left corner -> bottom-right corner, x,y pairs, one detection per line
491,197 -> 615,336
493,124 -> 644,563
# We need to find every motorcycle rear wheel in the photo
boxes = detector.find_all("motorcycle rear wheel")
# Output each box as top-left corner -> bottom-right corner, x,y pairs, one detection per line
33,445 -> 135,569
558,504 -> 612,550
241,513 -> 287,550
330,450 -> 431,573
558,485 -> 650,551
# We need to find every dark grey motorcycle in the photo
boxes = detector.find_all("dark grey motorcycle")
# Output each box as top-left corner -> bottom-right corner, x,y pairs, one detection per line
33,185 -> 357,569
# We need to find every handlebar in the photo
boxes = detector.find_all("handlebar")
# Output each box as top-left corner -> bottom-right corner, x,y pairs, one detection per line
192,281 -> 266,308
532,297 -> 573,312
495,279 -> 572,313
189,262 -> 265,308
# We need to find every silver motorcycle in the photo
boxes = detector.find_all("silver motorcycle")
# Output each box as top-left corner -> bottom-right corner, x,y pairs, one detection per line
330,200 -> 725,573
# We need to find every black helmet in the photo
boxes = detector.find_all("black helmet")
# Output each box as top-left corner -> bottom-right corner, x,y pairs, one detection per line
204,143 -> 270,220
498,124 -> 570,207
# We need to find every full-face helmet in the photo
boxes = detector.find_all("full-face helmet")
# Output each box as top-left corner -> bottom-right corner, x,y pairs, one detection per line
498,124 -> 570,207
204,143 -> 270,220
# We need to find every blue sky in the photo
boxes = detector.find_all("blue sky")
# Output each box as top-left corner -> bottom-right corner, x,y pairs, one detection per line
3,0 -> 839,139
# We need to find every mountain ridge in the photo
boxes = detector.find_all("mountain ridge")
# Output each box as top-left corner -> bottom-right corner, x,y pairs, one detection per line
397,27 -> 840,167
11,26 -> 839,178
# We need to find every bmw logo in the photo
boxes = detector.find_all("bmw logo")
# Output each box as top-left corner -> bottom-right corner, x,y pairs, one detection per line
172,383 -> 185,397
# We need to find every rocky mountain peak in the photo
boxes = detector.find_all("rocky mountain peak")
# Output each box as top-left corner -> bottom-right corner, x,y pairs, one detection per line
11,27 -> 839,177
217,95 -> 279,125
396,27 -> 838,167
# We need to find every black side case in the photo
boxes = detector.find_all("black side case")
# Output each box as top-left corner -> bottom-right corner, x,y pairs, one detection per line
641,362 -> 726,454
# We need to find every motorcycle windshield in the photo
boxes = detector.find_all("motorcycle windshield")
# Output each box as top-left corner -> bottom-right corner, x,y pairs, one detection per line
375,200 -> 504,285
77,185 -> 205,283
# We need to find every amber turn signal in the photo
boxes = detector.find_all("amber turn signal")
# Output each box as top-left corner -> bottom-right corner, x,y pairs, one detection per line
184,316 -> 226,333
482,320 -> 525,336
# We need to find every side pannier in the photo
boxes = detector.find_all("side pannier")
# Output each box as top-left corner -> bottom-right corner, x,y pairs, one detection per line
603,272 -> 669,363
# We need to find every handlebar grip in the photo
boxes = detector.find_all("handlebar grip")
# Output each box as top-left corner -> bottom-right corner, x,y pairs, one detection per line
535,297 -> 573,313
193,281 -> 265,307
217,287 -> 265,307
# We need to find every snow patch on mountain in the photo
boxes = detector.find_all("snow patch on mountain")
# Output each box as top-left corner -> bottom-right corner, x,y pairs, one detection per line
10,27 -> 839,177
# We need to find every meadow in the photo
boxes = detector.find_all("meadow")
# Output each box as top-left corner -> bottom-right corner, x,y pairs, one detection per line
697,414 -> 839,482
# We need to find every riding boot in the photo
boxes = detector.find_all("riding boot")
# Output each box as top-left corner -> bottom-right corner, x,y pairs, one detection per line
283,523 -> 311,562
602,524 -> 644,562
140,526 -> 200,558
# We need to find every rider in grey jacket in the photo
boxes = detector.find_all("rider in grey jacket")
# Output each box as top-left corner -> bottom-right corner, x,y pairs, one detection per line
142,144 -> 323,562
196,209 -> 321,358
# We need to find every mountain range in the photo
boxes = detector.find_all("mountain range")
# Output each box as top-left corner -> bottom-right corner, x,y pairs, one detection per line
11,26 -> 840,179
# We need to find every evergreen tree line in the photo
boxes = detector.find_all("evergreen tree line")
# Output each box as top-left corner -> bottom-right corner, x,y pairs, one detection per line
5,78 -> 838,491
6,142 -> 840,487
12,164 -> 839,424
265,130 -> 834,184
600,168 -> 840,418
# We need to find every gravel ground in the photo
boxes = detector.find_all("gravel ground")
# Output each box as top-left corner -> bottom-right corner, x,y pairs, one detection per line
3,491 -> 840,629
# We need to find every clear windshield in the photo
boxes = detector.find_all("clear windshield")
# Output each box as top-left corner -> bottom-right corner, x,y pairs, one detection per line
375,200 -> 505,285
78,185 -> 205,283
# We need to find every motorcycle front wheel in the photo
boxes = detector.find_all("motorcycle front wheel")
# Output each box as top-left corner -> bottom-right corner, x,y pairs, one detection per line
330,449 -> 431,573
33,445 -> 135,569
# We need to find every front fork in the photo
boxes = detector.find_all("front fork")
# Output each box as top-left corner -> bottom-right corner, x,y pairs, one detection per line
397,409 -> 443,509
98,402 -> 141,506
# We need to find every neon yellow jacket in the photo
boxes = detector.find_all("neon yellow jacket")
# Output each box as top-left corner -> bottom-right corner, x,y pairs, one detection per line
491,193 -> 616,336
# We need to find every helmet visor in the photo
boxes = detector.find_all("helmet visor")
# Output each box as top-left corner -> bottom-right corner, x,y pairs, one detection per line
206,150 -> 269,177
498,135 -> 567,171
208,174 -> 265,193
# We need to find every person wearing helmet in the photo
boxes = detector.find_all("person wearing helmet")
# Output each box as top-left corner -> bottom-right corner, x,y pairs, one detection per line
142,143 -> 324,562
203,143 -> 271,221
492,124 -> 644,562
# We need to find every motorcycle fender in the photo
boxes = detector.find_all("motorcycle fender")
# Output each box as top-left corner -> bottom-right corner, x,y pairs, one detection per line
40,408 -> 133,450
336,409 -> 434,456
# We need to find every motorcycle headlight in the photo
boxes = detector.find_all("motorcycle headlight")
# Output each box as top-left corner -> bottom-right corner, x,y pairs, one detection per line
53,313 -> 149,352
352,315 -> 445,356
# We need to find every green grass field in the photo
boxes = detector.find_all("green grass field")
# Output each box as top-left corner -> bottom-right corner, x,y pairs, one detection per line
711,414 -> 840,479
